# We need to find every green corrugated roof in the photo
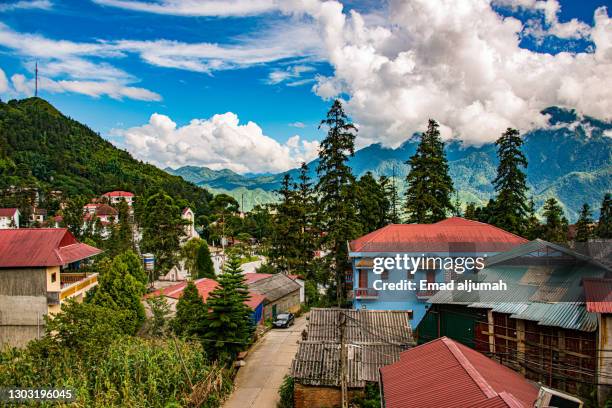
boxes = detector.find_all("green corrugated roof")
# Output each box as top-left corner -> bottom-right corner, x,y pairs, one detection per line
429,240 -> 608,332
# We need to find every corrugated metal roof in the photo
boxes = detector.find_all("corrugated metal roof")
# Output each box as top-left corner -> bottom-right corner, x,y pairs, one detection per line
291,308 -> 414,388
582,278 -> 612,313
146,277 -> 265,309
0,228 -> 102,267
349,217 -> 527,253
380,337 -> 539,408
248,273 -> 300,302
429,240 -> 607,332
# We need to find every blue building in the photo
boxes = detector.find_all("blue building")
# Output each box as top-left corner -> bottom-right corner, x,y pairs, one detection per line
348,217 -> 528,326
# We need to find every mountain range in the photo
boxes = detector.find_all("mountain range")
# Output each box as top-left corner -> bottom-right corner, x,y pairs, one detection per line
165,107 -> 612,222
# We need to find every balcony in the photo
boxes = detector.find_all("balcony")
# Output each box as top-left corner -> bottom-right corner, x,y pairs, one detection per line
47,273 -> 99,305
354,288 -> 378,300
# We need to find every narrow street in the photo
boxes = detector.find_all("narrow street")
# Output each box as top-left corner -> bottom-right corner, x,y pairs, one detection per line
223,315 -> 307,408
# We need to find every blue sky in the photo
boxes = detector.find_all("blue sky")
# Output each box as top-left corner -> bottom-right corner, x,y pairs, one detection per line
0,0 -> 610,173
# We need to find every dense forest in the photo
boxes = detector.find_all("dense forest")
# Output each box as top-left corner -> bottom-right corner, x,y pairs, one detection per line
0,97 -> 212,215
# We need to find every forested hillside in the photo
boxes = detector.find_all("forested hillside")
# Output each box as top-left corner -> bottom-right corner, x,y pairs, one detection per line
0,98 -> 212,214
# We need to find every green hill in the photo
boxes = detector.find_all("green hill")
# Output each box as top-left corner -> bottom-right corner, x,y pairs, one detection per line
0,97 -> 212,215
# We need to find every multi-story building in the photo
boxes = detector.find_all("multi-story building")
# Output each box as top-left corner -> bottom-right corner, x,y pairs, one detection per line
102,191 -> 134,206
0,228 -> 101,347
348,217 -> 528,326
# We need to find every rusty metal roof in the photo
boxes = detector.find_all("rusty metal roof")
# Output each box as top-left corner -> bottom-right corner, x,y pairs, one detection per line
349,217 -> 527,253
583,277 -> 612,313
0,208 -> 19,217
247,273 -> 300,302
380,337 -> 539,408
291,308 -> 414,388
0,228 -> 102,267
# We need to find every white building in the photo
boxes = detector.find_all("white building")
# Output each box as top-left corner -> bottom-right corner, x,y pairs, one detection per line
181,207 -> 200,241
0,208 -> 20,229
102,191 -> 135,206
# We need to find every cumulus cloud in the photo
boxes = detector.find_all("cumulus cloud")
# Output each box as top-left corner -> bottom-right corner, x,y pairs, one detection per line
117,112 -> 319,173
92,0 -> 278,17
292,0 -> 612,147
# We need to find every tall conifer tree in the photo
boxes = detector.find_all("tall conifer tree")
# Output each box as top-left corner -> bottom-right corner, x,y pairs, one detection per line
295,162 -> 318,278
356,172 -> 389,233
541,198 -> 568,243
575,203 -> 594,242
404,119 -> 454,223
203,254 -> 252,363
316,100 -> 361,306
596,193 -> 611,239
491,128 -> 529,235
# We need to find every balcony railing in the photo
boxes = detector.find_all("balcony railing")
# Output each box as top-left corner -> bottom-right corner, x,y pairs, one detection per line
354,288 -> 378,299
415,289 -> 437,299
59,273 -> 98,301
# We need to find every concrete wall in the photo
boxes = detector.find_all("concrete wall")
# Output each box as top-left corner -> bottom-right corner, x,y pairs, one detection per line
0,267 -> 49,348
263,290 -> 300,320
294,384 -> 363,408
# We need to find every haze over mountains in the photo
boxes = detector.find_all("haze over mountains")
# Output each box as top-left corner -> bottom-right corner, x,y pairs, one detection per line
165,107 -> 612,222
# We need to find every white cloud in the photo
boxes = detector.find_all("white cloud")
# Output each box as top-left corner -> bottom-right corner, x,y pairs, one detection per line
289,121 -> 306,128
0,68 -> 8,93
116,112 -> 319,173
266,64 -> 316,85
0,0 -> 52,12
288,0 -> 612,147
92,0 -> 278,17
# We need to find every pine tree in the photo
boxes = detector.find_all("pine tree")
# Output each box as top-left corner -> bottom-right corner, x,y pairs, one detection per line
404,119 -> 454,223
541,198 -> 569,243
452,192 -> 462,217
356,172 -> 389,233
491,128 -> 529,235
575,203 -> 594,242
115,200 -> 134,252
172,281 -> 207,338
525,198 -> 541,240
295,162 -> 318,279
596,193 -> 611,239
464,203 -> 477,220
316,100 -> 362,306
380,174 -> 400,224
269,174 -> 301,273
203,254 -> 252,363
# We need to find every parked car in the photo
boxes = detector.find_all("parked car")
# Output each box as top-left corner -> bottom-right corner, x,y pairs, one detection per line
272,313 -> 295,328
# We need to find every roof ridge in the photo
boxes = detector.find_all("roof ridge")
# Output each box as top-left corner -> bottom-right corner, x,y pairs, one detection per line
442,337 -> 498,399
498,391 -> 525,408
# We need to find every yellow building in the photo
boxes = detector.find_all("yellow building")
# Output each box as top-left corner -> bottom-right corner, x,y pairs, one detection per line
0,228 -> 101,347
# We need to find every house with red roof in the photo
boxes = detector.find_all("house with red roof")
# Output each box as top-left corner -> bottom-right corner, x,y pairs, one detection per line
379,336 -> 539,408
348,217 -> 528,326
0,228 -> 102,348
0,208 -> 20,229
102,190 -> 135,206
146,277 -> 266,324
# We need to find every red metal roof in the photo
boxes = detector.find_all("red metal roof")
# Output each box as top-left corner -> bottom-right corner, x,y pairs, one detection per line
350,217 -> 528,253
0,228 -> 102,267
380,337 -> 538,408
583,278 -> 612,313
244,273 -> 273,283
0,208 -> 18,217
103,191 -> 134,197
148,277 -> 266,310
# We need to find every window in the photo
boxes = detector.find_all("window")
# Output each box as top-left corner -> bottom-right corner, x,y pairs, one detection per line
381,270 -> 389,280
358,269 -> 368,288
406,270 -> 414,280
426,270 -> 436,284
51,273 -> 56,283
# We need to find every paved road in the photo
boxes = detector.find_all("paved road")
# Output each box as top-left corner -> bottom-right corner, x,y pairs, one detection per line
224,315 -> 306,408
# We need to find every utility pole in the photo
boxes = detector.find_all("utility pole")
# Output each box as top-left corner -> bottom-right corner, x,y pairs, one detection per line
339,312 -> 348,408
